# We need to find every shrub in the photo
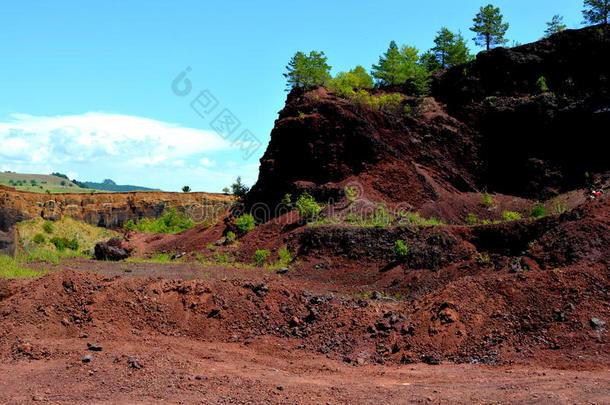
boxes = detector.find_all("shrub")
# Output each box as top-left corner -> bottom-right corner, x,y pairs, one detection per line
124,219 -> 136,231
42,221 -> 54,234
235,213 -> 256,233
225,231 -> 236,240
502,211 -> 522,222
125,208 -> 195,234
182,185 -> 191,193
530,203 -> 548,218
278,248 -> 293,265
465,213 -> 479,226
375,93 -> 405,113
481,192 -> 494,206
536,76 -> 549,92
252,249 -> 270,265
295,192 -> 322,221
32,234 -> 46,244
50,237 -> 79,251
394,240 -> 409,258
281,193 -> 293,207
344,186 -> 358,204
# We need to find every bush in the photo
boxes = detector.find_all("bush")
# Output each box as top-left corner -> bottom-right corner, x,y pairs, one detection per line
42,221 -> 54,234
536,76 -> 549,92
225,231 -> 236,240
32,234 -> 46,244
124,208 -> 195,234
502,211 -> 522,222
278,248 -> 293,265
295,192 -> 322,221
50,237 -> 79,251
252,249 -> 270,265
530,203 -> 548,218
235,213 -> 256,233
481,192 -> 494,206
465,213 -> 479,226
394,240 -> 409,258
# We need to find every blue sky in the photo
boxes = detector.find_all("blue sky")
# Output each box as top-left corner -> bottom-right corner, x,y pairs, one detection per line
0,0 -> 584,192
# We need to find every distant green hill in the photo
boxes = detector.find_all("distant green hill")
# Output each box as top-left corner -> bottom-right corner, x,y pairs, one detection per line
81,179 -> 160,192
0,172 -> 97,194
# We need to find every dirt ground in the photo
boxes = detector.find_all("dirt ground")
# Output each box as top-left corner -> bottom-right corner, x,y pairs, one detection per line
1,260 -> 609,404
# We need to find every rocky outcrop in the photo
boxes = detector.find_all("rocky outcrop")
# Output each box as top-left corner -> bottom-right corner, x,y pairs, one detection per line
0,185 -> 234,254
246,25 -> 610,217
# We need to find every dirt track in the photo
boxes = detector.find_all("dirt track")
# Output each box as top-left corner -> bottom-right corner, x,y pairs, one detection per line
1,336 -> 609,404
1,261 -> 609,404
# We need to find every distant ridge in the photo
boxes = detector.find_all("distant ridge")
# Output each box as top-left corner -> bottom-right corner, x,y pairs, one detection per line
82,179 -> 161,192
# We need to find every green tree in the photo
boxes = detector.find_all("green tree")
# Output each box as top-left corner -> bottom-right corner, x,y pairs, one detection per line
371,41 -> 405,86
471,4 -> 509,50
582,0 -> 610,25
182,185 -> 191,193
371,42 -> 429,93
430,28 -> 473,69
284,51 -> 332,91
545,15 -> 567,36
230,176 -> 249,198
419,51 -> 442,73
327,65 -> 373,97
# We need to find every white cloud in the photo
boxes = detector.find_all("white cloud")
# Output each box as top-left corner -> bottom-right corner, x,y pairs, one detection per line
199,157 -> 215,167
0,112 -> 230,166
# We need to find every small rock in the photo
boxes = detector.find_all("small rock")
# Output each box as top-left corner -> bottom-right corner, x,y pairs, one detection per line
127,356 -> 143,370
171,252 -> 186,260
590,318 -> 606,331
87,343 -> 103,352
82,354 -> 93,363
276,386 -> 284,391
420,354 -> 442,365
276,267 -> 289,275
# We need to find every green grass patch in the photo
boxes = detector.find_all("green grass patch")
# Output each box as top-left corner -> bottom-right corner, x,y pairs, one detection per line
124,208 -> 196,234
0,255 -> 47,278
16,216 -> 117,264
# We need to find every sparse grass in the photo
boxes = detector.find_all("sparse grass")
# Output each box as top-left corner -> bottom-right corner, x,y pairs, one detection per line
396,211 -> 445,227
552,200 -> 568,215
124,208 -> 196,234
16,217 -> 116,264
501,211 -> 522,222
0,255 -> 47,278
310,207 -> 444,228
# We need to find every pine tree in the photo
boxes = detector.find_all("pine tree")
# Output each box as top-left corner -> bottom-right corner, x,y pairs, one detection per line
283,51 -> 332,91
471,4 -> 509,50
545,15 -> 567,37
432,28 -> 456,68
371,41 -> 405,86
582,0 -> 610,25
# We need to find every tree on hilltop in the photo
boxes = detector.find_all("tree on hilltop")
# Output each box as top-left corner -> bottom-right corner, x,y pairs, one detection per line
284,51 -> 331,91
371,41 -> 429,92
582,0 -> 610,25
471,4 -> 509,50
428,28 -> 473,70
545,15 -> 567,37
